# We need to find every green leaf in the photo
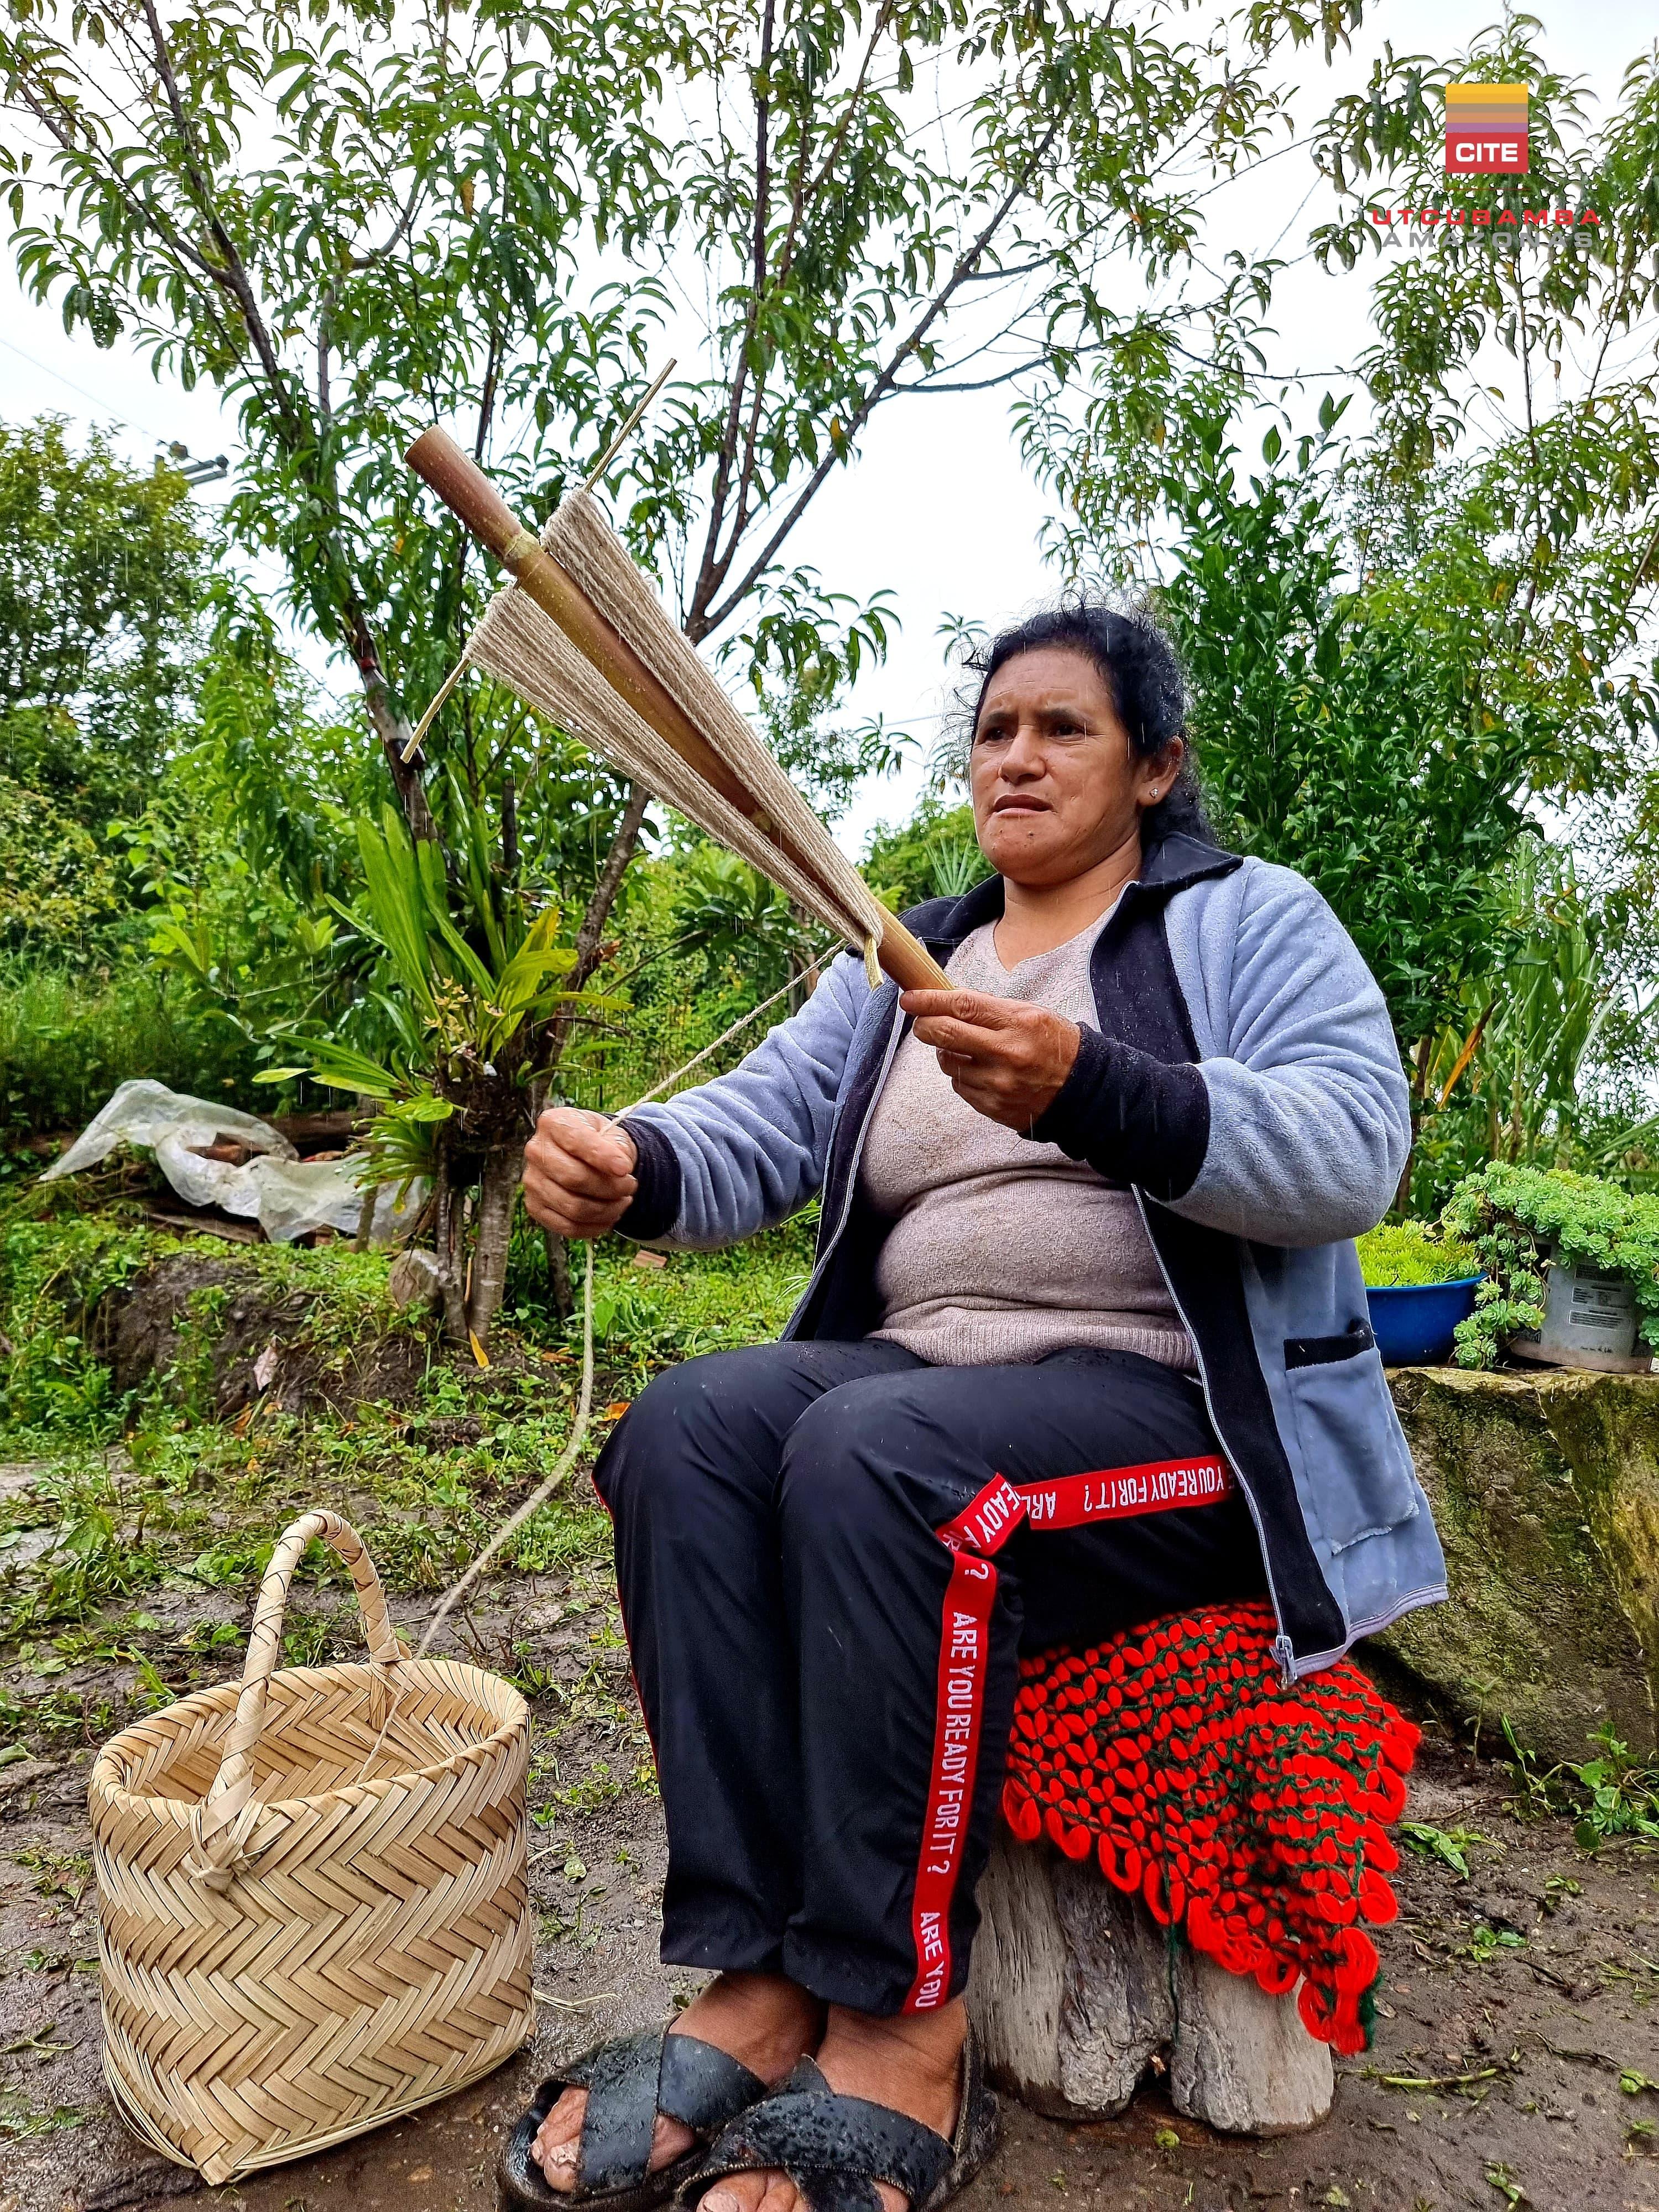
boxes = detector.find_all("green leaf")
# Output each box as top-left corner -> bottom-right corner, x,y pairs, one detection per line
287,1040 -> 401,1098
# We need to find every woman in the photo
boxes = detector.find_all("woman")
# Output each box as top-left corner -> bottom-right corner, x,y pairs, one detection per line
502,602 -> 1445,2212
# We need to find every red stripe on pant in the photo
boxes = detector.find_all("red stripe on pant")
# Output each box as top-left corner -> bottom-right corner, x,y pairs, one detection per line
902,1455 -> 1234,2012
1017,1455 -> 1233,1530
905,1547 -> 1000,2011
905,1477 -> 1025,2012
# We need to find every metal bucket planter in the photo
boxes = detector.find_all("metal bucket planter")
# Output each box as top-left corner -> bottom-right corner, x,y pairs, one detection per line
1509,1257 -> 1653,1374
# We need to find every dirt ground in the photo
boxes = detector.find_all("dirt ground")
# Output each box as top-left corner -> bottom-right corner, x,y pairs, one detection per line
6,1544 -> 1659,2212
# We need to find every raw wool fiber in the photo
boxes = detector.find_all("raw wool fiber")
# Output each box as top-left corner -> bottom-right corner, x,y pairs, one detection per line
89,1511 -> 534,2184
1001,1599 -> 1418,2057
469,488 -> 890,958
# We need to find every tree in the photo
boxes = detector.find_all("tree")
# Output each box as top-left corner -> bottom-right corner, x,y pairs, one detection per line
1155,409 -> 1546,1061
1,0 -> 1368,875
1306,19 -> 1659,770
1018,369 -> 1562,1036
1015,18 -> 1659,1098
0,414 -> 204,827
2,0 -> 1374,1336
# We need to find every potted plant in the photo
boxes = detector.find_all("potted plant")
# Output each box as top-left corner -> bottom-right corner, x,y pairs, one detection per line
1438,1164 -> 1659,1373
1357,1222 -> 1483,1365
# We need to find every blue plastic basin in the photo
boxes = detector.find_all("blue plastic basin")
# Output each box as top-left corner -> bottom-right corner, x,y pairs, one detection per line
1364,1277 -> 1482,1366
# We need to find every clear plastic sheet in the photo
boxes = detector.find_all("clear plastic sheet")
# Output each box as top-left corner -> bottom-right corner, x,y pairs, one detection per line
42,1079 -> 420,1245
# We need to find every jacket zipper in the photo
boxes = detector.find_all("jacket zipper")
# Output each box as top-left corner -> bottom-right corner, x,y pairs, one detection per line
1131,1187 -> 1302,1685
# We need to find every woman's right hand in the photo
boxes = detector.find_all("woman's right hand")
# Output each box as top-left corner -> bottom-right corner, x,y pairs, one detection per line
523,1108 -> 639,1239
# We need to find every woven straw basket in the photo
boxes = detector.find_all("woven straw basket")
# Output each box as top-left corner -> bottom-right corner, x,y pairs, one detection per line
88,1510 -> 534,2184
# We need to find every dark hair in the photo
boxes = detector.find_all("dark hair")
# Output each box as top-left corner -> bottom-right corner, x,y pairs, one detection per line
963,598 -> 1209,846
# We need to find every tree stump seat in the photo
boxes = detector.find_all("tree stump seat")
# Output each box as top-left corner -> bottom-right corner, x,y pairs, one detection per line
960,1601 -> 1420,2137
966,1821 -> 1335,2135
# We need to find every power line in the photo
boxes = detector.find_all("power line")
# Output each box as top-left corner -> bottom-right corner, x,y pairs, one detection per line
0,330 -> 167,441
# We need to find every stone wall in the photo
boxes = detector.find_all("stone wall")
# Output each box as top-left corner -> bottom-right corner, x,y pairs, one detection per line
1379,1367 -> 1659,1765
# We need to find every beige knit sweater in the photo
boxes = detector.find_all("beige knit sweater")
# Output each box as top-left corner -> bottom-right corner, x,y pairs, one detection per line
860,912 -> 1196,1370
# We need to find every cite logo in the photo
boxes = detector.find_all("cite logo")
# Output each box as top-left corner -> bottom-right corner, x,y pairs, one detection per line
1445,82 -> 1528,174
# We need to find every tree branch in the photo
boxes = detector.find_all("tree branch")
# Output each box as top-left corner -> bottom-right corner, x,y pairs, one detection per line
686,0 -> 775,633
137,0 -> 304,441
568,780 -> 653,997
695,108 -> 1071,639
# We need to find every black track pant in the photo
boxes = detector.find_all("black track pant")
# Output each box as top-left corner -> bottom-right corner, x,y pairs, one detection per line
593,1340 -> 1266,2017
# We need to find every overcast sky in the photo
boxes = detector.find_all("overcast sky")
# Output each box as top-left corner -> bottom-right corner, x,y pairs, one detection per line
2,0 -> 1651,857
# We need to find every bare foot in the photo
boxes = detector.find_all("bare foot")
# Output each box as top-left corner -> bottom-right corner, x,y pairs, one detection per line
531,1973 -> 823,2191
698,1999 -> 966,2212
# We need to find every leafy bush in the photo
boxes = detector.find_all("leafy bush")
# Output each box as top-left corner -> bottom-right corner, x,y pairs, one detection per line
1356,1222 -> 1480,1287
0,1208 -> 154,1436
0,772 -> 124,954
1440,1163 -> 1659,1368
863,800 -> 990,914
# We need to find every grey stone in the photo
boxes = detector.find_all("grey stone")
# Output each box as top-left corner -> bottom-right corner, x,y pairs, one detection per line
1383,1366 -> 1659,1763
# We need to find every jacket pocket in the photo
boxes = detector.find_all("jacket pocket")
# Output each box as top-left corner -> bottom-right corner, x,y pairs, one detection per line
1282,1331 -> 1418,1553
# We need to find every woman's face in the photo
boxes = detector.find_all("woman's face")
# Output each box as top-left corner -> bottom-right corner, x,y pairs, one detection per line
969,644 -> 1181,888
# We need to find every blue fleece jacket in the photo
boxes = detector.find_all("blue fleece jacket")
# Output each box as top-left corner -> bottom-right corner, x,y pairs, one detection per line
614,832 -> 1447,1677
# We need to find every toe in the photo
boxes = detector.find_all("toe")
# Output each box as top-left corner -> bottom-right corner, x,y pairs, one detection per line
532,2086 -> 587,2188
757,2176 -> 801,2212
702,2176 -> 773,2212
650,2111 -> 698,2168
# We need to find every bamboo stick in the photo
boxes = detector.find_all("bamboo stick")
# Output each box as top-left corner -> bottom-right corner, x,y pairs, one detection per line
405,429 -> 952,994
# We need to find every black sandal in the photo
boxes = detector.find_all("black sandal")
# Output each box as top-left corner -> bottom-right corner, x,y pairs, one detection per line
498,2025 -> 770,2210
677,2030 -> 999,2212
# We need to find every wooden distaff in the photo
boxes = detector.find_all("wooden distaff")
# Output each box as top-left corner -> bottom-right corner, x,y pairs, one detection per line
405,429 -> 952,994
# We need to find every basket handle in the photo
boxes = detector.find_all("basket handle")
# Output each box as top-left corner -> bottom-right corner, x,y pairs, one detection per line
187,1510 -> 406,1891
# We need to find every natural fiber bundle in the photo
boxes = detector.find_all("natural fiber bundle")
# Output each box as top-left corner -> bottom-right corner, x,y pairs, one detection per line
90,1511 -> 533,2183
473,494 -> 884,949
405,430 -> 952,992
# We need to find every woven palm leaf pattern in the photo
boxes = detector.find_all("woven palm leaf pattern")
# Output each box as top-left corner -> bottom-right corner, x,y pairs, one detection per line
90,1512 -> 534,2183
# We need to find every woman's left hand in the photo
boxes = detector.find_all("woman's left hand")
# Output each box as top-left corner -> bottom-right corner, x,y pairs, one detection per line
901,989 -> 1082,1131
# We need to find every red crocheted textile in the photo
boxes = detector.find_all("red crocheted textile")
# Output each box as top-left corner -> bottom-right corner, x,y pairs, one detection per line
1001,1599 -> 1418,2057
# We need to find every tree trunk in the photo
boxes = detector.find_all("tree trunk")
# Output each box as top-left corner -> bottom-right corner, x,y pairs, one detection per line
562,781 -> 653,993
467,1142 -> 523,1349
349,609 -> 436,843
545,1229 -> 575,1321
432,1147 -> 468,1344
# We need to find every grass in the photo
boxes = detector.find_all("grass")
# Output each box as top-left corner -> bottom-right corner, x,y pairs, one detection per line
0,1181 -> 816,1753
0,948 -> 259,1141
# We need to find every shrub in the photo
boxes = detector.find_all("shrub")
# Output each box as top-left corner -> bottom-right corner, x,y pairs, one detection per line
1440,1163 -> 1659,1369
0,953 -> 259,1137
1355,1222 -> 1480,1287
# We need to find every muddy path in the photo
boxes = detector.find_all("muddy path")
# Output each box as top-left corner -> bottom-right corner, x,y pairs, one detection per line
6,1554 -> 1659,2212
